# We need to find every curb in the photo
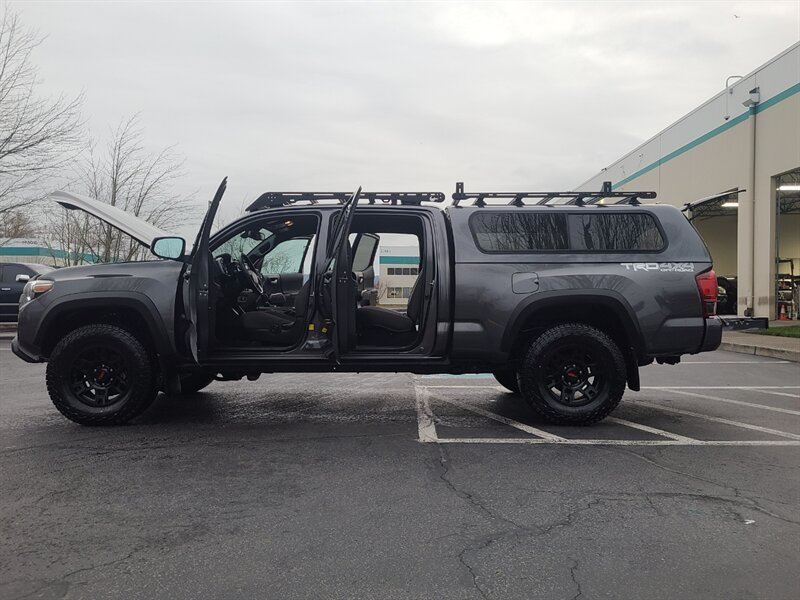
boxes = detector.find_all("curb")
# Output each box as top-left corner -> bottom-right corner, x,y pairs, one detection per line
719,340 -> 800,363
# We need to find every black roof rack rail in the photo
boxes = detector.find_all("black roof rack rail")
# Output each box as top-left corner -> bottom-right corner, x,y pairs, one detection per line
246,191 -> 445,212
451,181 -> 657,207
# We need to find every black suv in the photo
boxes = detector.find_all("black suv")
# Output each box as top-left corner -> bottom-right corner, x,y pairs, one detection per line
12,180 -> 721,426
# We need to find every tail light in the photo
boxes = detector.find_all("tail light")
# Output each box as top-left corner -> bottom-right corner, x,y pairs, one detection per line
695,270 -> 717,317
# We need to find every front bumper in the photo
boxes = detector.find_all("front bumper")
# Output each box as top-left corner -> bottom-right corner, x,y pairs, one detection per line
699,317 -> 723,353
11,336 -> 42,363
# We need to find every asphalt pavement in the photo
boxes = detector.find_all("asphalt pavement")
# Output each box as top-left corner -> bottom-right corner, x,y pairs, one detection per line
1,340 -> 799,600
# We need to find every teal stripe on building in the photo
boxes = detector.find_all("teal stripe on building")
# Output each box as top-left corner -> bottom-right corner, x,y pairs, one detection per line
0,245 -> 96,262
612,81 -> 800,190
380,256 -> 420,264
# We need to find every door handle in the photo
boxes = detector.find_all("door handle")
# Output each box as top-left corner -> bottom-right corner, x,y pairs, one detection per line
0,287 -> 11,291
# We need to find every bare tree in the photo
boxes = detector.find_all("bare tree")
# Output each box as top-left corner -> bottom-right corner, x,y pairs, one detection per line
0,6 -> 83,231
65,115 -> 192,263
43,207 -> 94,266
0,208 -> 35,239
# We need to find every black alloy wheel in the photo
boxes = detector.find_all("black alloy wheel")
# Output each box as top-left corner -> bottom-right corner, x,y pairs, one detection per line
46,324 -> 159,425
68,346 -> 132,408
518,323 -> 627,425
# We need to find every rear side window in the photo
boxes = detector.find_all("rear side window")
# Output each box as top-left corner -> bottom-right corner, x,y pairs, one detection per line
469,211 -> 665,253
471,213 -> 569,252
570,213 -> 665,251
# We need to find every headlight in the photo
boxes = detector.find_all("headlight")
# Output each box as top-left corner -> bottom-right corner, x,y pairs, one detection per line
20,279 -> 54,308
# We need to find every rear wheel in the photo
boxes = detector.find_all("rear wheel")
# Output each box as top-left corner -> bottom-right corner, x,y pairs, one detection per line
518,323 -> 626,425
493,369 -> 520,394
46,324 -> 159,425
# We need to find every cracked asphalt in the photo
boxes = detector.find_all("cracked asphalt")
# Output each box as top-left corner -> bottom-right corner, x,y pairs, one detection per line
1,340 -> 799,600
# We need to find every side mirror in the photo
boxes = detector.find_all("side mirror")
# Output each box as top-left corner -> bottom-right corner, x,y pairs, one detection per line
151,236 -> 186,260
16,274 -> 30,283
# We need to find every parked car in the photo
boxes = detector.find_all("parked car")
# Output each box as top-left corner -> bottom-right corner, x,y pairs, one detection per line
0,263 -> 55,322
12,181 -> 721,426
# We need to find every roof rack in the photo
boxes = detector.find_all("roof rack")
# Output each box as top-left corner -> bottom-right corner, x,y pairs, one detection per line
246,191 -> 445,212
451,181 -> 657,207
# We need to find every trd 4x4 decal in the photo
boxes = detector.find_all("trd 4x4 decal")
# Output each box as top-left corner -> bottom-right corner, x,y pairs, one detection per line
620,262 -> 695,272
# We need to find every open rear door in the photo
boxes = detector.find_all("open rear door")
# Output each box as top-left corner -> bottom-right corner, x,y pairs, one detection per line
185,178 -> 227,363
320,187 -> 361,359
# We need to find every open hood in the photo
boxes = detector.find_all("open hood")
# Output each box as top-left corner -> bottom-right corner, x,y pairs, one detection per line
51,190 -> 176,250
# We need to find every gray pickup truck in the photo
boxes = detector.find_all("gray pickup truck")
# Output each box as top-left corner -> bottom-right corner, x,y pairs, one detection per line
12,180 -> 721,426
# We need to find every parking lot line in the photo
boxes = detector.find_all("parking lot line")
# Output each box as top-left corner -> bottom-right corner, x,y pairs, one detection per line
751,389 -> 800,399
435,438 -> 800,446
674,360 -> 791,364
605,416 -> 698,442
415,386 -> 438,443
433,395 -> 567,442
642,386 -> 800,389
656,388 -> 800,416
628,400 -> 800,440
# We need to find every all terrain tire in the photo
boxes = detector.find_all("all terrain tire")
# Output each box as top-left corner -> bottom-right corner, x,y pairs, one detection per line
517,323 -> 627,425
45,324 -> 159,425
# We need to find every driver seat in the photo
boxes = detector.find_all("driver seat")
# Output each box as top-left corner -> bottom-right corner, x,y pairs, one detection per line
237,280 -> 311,346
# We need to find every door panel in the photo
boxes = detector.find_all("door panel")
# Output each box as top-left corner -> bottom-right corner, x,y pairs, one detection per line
321,187 -> 361,358
186,178 -> 227,362
0,265 -> 32,320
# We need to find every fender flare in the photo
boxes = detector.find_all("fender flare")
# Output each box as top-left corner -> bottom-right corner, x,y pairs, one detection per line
501,290 -> 645,390
35,291 -> 176,361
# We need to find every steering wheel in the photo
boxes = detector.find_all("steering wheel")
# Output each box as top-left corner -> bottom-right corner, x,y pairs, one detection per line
239,253 -> 265,297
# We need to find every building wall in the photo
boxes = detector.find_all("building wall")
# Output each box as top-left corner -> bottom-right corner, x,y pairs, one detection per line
577,43 -> 800,319
378,245 -> 420,306
0,239 -> 79,266
693,216 -> 737,276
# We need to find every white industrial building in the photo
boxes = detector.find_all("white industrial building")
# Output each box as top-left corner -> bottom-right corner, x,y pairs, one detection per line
577,43 -> 799,320
376,245 -> 420,307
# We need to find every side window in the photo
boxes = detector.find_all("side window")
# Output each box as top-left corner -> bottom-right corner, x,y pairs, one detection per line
351,233 -> 379,272
261,237 -> 311,274
569,214 -> 665,251
470,213 -> 569,252
1,264 -> 32,283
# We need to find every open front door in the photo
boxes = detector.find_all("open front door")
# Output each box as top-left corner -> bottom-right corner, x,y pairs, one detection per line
320,187 -> 361,359
185,178 -> 227,363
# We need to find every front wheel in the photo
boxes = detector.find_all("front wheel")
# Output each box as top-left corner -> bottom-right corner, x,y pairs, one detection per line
46,324 -> 159,426
518,323 -> 627,425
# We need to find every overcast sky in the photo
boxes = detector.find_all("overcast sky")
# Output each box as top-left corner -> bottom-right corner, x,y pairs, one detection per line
15,0 -> 800,228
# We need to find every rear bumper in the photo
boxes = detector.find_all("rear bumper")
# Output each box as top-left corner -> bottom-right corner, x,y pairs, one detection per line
699,317 -> 723,353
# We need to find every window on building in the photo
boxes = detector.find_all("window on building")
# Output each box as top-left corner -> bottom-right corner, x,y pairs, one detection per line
387,286 -> 414,299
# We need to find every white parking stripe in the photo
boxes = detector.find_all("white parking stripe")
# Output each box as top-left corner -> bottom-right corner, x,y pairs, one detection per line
433,395 -> 567,442
677,360 -> 790,364
414,386 -> 438,443
751,389 -> 800,399
436,438 -> 800,446
657,388 -> 800,416
628,400 -> 800,440
606,417 -> 698,442
643,386 -> 800,389
419,385 -> 496,389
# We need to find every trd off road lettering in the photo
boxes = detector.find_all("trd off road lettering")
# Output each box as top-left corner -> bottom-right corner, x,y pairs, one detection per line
620,262 -> 695,272
12,181 -> 721,426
